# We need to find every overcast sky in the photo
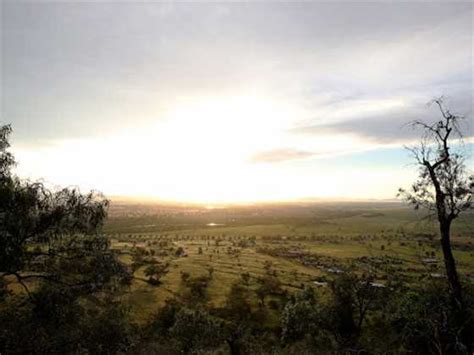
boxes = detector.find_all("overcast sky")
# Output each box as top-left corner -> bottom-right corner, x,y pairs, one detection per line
1,1 -> 473,203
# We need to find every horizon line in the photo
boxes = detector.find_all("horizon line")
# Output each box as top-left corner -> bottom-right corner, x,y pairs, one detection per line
107,195 -> 403,207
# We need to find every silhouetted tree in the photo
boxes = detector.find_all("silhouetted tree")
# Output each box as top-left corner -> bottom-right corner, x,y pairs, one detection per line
398,98 -> 473,310
0,125 -> 14,180
0,125 -> 128,298
323,273 -> 388,350
0,124 -> 132,353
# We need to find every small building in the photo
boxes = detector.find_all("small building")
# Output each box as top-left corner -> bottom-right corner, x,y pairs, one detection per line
369,282 -> 386,288
313,281 -> 328,287
327,267 -> 344,274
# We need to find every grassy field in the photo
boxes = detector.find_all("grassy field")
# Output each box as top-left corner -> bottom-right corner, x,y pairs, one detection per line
103,201 -> 474,323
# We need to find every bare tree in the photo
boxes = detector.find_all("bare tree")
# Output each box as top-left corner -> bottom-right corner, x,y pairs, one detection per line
398,98 -> 473,310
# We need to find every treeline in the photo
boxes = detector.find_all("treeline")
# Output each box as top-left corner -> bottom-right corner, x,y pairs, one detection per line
2,269 -> 473,354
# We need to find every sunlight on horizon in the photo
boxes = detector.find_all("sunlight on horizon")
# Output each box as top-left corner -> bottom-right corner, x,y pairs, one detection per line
12,94 -> 419,204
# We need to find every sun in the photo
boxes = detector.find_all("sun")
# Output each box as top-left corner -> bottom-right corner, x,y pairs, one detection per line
136,95 -> 295,202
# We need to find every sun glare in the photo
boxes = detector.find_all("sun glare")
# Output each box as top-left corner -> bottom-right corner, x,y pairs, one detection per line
14,95 -> 413,204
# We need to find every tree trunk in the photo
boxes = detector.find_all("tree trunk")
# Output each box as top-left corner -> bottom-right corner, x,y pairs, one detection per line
440,220 -> 473,353
226,338 -> 241,355
439,220 -> 463,309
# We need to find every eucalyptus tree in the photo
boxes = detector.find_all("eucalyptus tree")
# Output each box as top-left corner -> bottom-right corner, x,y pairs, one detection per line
398,98 -> 473,310
0,124 -> 129,299
0,124 -> 132,352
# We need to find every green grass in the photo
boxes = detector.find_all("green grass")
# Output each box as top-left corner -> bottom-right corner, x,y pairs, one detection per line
111,230 -> 473,324
10,202 -> 473,324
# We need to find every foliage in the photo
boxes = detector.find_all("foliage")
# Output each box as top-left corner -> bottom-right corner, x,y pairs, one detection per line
225,282 -> 252,322
0,125 -> 132,353
144,262 -> 169,285
324,272 -> 390,349
398,99 -> 473,217
175,246 -> 186,257
391,282 -> 474,354
255,274 -> 284,307
181,274 -> 211,305
146,300 -> 229,354
281,286 -> 321,345
169,307 -> 227,353
0,125 -> 14,180
0,285 -> 135,353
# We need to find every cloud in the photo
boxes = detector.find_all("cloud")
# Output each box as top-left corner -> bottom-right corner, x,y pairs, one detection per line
290,94 -> 473,145
290,111 -> 420,144
248,148 -> 316,163
2,2 -> 472,144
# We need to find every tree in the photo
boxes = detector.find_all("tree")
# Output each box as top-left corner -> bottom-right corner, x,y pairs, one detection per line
255,274 -> 283,307
281,286 -> 320,345
207,265 -> 214,279
225,282 -> 252,322
180,274 -> 210,305
240,271 -> 250,286
0,125 -> 129,298
325,272 -> 389,349
0,124 -> 132,353
398,98 -> 473,310
144,263 -> 169,285
169,308 -> 227,353
175,246 -> 185,257
0,125 -> 14,180
391,281 -> 474,354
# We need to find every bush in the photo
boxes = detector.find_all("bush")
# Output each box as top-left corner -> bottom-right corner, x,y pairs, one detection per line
391,282 -> 474,354
169,308 -> 227,353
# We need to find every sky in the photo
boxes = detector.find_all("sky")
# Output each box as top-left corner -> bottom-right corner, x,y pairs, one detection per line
1,1 -> 473,204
